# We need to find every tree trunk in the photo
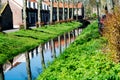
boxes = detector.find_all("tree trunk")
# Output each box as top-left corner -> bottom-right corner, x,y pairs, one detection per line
51,39 -> 56,58
31,49 -> 34,58
67,0 -> 69,20
57,0 -> 60,21
0,0 -> 1,10
0,16 -> 1,32
77,28 -> 79,36
50,0 -> 53,23
23,0 -> 27,30
0,65 -> 4,80
76,0 -> 78,20
71,0 -> 74,19
36,47 -> 38,55
58,36 -> 62,53
38,0 -> 42,27
68,32 -> 71,44
39,45 -> 46,70
64,33 -> 67,48
0,1 -> 1,31
25,51 -> 32,80
72,30 -> 75,40
62,0 -> 65,20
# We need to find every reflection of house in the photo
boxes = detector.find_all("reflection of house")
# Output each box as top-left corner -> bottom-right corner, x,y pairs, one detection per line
0,1 -> 13,30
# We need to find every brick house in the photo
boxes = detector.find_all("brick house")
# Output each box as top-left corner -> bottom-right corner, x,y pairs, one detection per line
8,0 -> 38,28
1,0 -> 83,29
0,1 -> 13,30
43,0 -> 84,21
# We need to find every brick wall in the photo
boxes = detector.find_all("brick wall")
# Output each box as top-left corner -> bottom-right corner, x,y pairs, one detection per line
9,0 -> 22,28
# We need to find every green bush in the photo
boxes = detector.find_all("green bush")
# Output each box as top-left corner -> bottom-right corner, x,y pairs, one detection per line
37,21 -> 120,80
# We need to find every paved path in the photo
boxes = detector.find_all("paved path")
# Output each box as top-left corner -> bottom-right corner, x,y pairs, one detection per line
2,26 -> 36,33
2,28 -> 19,33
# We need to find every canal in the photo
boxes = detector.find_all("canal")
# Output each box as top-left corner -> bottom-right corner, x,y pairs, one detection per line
3,29 -> 82,80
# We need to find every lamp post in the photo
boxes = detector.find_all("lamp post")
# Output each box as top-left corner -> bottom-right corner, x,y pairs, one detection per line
96,0 -> 100,32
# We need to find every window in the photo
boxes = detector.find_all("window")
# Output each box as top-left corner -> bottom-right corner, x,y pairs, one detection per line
29,1 -> 30,8
44,5 -> 46,10
33,2 -> 35,9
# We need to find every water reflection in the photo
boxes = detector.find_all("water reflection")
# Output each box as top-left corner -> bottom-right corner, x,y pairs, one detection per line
4,29 -> 82,80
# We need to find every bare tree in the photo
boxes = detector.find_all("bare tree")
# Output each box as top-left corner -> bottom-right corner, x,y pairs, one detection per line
50,0 -> 53,23
23,0 -> 27,30
67,0 -> 69,19
76,0 -> 78,20
57,0 -> 60,21
38,0 -> 42,27
71,0 -> 74,19
62,0 -> 65,20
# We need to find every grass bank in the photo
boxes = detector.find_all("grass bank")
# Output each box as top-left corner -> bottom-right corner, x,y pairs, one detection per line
0,21 -> 81,64
37,21 -> 120,80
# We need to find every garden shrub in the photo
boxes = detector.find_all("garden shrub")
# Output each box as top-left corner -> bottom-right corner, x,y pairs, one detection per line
37,22 -> 120,80
103,6 -> 120,62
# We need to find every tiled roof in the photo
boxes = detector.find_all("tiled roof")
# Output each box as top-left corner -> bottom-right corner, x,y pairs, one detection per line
43,1 -> 82,8
43,1 -> 50,6
29,0 -> 37,2
77,2 -> 82,8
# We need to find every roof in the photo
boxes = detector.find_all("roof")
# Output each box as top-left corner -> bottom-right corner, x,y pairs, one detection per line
29,0 -> 37,2
11,0 -> 82,9
12,0 -> 37,8
77,2 -> 82,8
0,3 -> 8,14
43,1 -> 83,8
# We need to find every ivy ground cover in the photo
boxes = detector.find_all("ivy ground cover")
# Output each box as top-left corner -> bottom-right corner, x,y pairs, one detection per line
37,22 -> 120,80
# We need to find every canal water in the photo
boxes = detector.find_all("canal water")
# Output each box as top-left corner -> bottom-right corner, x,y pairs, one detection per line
3,29 -> 82,80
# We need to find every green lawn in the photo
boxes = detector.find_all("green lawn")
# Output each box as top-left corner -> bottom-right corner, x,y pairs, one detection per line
0,21 -> 81,64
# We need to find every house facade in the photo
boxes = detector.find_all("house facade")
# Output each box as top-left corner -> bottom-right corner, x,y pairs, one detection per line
1,0 -> 83,29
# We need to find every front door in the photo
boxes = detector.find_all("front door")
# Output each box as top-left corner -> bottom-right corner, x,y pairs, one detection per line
28,12 -> 36,26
